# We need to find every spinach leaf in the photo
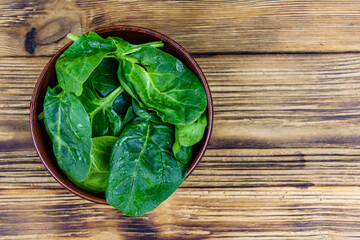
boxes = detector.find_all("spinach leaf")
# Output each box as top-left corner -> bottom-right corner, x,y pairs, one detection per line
117,46 -> 207,125
89,58 -> 120,97
73,136 -> 117,194
56,32 -> 116,96
172,111 -> 207,163
132,99 -> 162,123
43,87 -> 92,182
172,140 -> 193,164
57,31 -> 165,97
112,90 -> 132,119
106,117 -> 187,216
80,80 -> 123,137
121,106 -> 136,128
176,111 -> 207,147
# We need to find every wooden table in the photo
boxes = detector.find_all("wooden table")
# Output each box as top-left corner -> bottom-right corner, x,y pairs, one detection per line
2,1 -> 360,239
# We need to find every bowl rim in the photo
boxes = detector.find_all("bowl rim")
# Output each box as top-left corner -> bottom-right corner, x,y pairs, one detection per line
30,25 -> 213,204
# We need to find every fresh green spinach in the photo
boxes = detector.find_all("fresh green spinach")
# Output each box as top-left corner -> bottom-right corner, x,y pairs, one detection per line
112,90 -> 132,119
73,136 -> 117,194
106,117 -> 187,216
42,32 -> 209,217
89,58 -> 120,97
132,99 -> 162,123
172,140 -> 193,164
79,80 -> 124,137
109,36 -> 164,56
175,111 -> 208,147
117,46 -> 207,125
43,87 -> 92,182
57,33 -> 163,97
56,32 -> 116,96
121,106 -> 136,128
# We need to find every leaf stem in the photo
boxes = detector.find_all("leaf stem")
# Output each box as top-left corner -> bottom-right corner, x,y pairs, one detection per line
119,55 -> 139,64
122,41 -> 164,56
138,41 -> 164,49
67,33 -> 79,42
89,86 -> 124,118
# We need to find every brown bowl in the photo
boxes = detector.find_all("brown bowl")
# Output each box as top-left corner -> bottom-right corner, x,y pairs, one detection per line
30,26 -> 213,204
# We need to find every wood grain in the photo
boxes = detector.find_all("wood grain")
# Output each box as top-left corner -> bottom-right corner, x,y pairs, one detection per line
3,0 -> 360,56
2,186 -> 360,240
3,1 -> 360,238
2,53 -> 360,239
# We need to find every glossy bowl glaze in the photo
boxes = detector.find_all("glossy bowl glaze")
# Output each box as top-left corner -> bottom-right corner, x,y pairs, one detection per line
30,26 -> 213,204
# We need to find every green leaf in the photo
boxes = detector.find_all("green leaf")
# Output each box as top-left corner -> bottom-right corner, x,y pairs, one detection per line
112,90 -> 132,119
43,87 -> 92,182
172,140 -> 193,164
106,117 -> 187,216
73,136 -> 117,194
56,32 -> 116,96
89,58 -> 120,97
176,111 -> 207,147
56,33 -> 164,97
80,80 -> 124,137
121,106 -> 136,128
132,99 -> 162,123
117,46 -> 207,125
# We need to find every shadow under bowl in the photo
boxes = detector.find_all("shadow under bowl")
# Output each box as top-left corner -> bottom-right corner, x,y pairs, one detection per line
30,26 -> 213,204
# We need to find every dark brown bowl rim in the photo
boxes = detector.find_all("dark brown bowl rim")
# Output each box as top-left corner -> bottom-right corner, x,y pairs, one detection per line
30,25 -> 213,204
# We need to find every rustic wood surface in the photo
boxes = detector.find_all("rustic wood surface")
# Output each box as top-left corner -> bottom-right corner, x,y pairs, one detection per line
2,0 -> 360,239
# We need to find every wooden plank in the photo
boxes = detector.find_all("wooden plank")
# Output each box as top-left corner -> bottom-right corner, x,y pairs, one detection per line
2,1 -> 360,56
4,148 -> 360,189
1,186 -> 360,239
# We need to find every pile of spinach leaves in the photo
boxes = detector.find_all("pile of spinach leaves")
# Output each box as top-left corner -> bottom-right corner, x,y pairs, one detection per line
41,32 -> 207,216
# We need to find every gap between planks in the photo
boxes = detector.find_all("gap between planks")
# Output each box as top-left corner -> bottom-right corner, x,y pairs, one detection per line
3,51 -> 360,59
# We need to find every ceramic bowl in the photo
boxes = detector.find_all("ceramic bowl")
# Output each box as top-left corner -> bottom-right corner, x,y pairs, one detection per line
30,26 -> 213,204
